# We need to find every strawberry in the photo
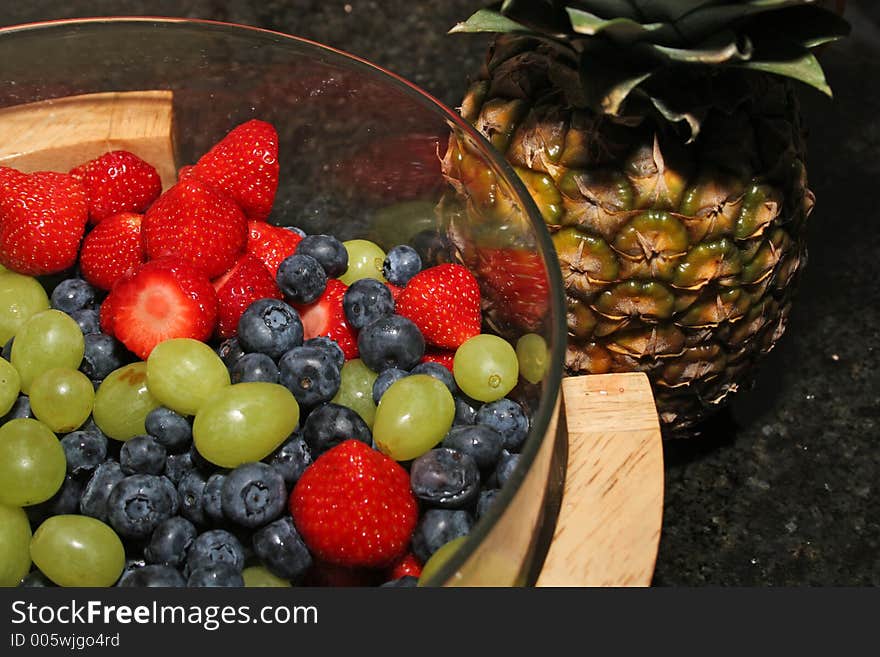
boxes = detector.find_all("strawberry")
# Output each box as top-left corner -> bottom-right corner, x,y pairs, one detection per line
142,179 -> 248,279
303,561 -> 382,588
386,552 -> 422,581
396,263 -> 481,349
295,278 -> 358,360
246,220 -> 302,278
103,257 -> 219,359
70,150 -> 162,224
476,248 -> 550,332
185,119 -> 279,221
385,282 -> 404,301
0,169 -> 87,275
213,254 -> 282,339
421,347 -> 456,373
79,212 -> 146,291
290,440 -> 417,568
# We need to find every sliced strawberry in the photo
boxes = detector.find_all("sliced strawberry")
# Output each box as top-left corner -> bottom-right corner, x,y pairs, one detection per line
70,150 -> 162,224
294,278 -> 358,360
396,263 -> 481,349
104,257 -> 219,359
246,220 -> 302,278
79,212 -> 146,291
476,247 -> 550,332
214,254 -> 282,339
142,179 -> 248,279
99,288 -> 119,335
421,347 -> 456,373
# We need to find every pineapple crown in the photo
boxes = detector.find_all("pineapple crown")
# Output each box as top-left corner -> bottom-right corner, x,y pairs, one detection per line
452,0 -> 850,139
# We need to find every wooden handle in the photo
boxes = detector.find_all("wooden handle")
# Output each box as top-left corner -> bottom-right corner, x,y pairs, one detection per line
536,373 -> 664,587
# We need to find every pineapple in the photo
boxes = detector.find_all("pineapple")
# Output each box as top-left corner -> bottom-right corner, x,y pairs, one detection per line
444,0 -> 849,434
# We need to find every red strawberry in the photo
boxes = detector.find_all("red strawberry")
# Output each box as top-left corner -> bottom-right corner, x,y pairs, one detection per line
421,347 -> 456,373
0,170 -> 87,275
476,248 -> 550,332
396,263 -> 481,349
303,561 -> 382,588
246,220 -> 302,278
386,552 -> 422,581
142,179 -> 248,279
213,254 -> 282,339
70,150 -> 162,224
295,278 -> 358,360
79,212 -> 146,291
185,119 -> 279,221
385,282 -> 404,301
103,257 -> 219,359
290,440 -> 417,568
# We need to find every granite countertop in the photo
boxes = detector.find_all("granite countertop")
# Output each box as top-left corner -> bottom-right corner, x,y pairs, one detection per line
1,1 -> 876,586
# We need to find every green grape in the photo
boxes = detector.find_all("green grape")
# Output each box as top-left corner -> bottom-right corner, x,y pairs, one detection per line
331,358 -> 378,427
373,374 -> 454,461
147,338 -> 230,416
30,368 -> 94,433
0,504 -> 32,586
516,333 -> 549,385
453,334 -> 519,402
242,565 -> 292,588
370,201 -> 438,249
340,239 -> 387,285
0,418 -> 66,507
93,362 -> 161,441
418,536 -> 468,586
0,271 -> 50,345
0,357 -> 21,416
10,309 -> 84,394
193,382 -> 299,468
30,515 -> 125,587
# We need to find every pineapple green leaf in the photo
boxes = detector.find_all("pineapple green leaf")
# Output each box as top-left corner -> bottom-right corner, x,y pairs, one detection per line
648,95 -> 705,142
565,8 -> 669,43
449,8 -> 532,35
651,32 -> 753,64
674,0 -> 812,44
736,46 -> 832,97
629,0 -> 729,23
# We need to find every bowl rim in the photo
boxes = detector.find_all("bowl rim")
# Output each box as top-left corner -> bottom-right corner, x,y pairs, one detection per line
0,16 -> 568,587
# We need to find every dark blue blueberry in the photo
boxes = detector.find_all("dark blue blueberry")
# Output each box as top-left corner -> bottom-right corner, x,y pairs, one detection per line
495,450 -> 521,488
60,429 -> 108,476
265,433 -> 312,487
203,473 -> 226,524
296,234 -> 348,278
106,474 -> 177,539
372,367 -> 408,404
118,564 -> 186,587
475,398 -> 529,451
358,314 -> 425,372
120,435 -> 167,476
302,403 -> 371,455
19,571 -> 54,587
178,471 -> 207,527
50,278 -> 95,313
476,488 -> 500,520
284,225 -> 306,238
70,308 -> 101,335
278,345 -> 341,407
79,461 -> 125,523
187,529 -> 245,573
342,278 -> 395,329
411,361 -> 457,395
187,563 -> 244,587
220,462 -> 286,528
145,516 -> 198,567
441,425 -> 504,470
145,406 -> 192,453
303,336 -> 345,371
189,444 -> 214,474
26,475 -> 84,525
2,338 -> 12,360
1,395 -> 31,422
453,395 -> 480,426
163,451 -> 195,485
276,253 -> 327,304
382,245 -> 422,286
411,509 -> 473,563
410,448 -> 480,509
252,516 -> 313,581
381,576 -> 420,587
216,337 -> 245,368
410,230 -> 452,267
237,298 -> 303,360
81,333 -> 128,381
230,352 -> 280,384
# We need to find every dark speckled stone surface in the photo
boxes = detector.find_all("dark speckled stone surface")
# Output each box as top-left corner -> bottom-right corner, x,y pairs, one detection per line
1,1 -> 877,585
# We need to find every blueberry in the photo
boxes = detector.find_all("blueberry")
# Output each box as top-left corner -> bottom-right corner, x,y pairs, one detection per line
237,298 -> 303,360
187,563 -> 244,587
285,225 -> 306,238
358,314 -> 425,372
2,338 -> 12,360
382,245 -> 422,286
145,516 -> 198,567
411,509 -> 473,563
278,345 -> 341,407
230,352 -> 279,384
476,488 -> 500,520
189,444 -> 214,474
441,425 -> 504,470
163,451 -> 195,485
303,336 -> 345,371
106,474 -> 177,539
410,448 -> 480,509
252,516 -> 313,581
302,403 -> 372,455
266,433 -> 312,487
178,471 -> 207,527
495,450 -> 521,488
120,435 -> 167,475
410,229 -> 452,267
80,461 -> 125,523
203,473 -> 226,524
411,361 -> 457,395
81,333 -> 128,381
475,398 -> 529,451
60,429 -> 108,475
453,395 -> 480,426
1,395 -> 31,422
342,278 -> 394,330
276,253 -> 327,304
145,406 -> 192,453
220,462 -> 286,528
50,278 -> 95,313
216,337 -> 245,368
381,576 -> 420,588
70,308 -> 101,335
187,529 -> 245,573
118,564 -> 186,587
19,571 -> 54,587
372,367 -> 408,404
27,475 -> 84,524
296,234 -> 348,277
